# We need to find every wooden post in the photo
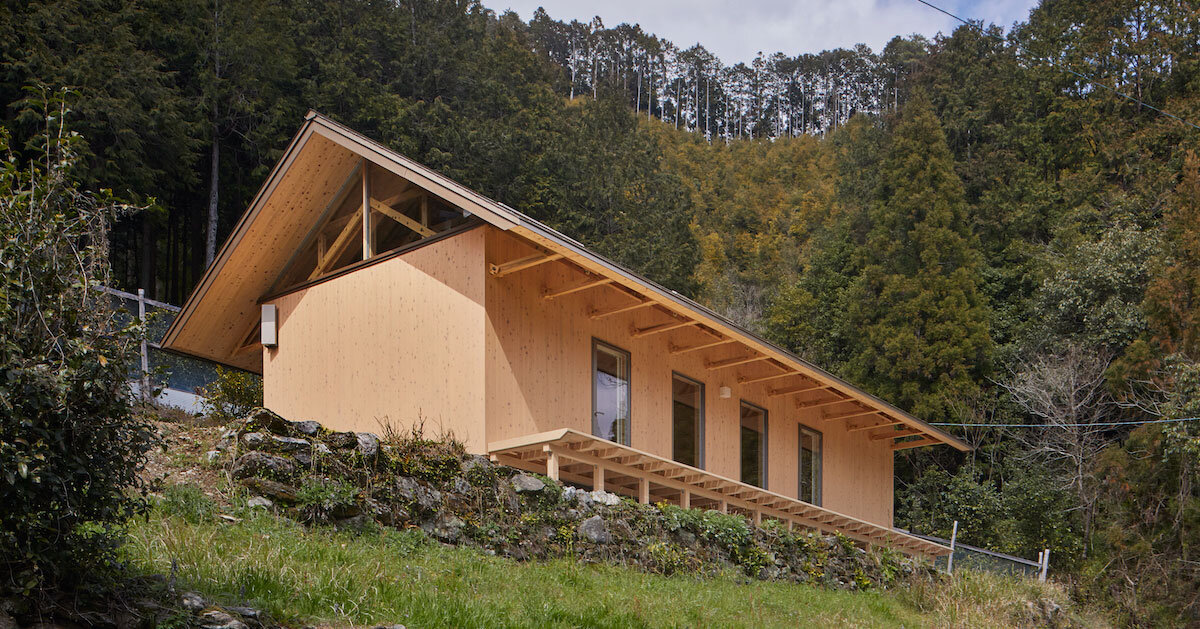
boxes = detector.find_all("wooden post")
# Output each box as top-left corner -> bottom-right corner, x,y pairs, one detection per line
138,289 -> 150,402
1039,548 -> 1050,582
947,520 -> 959,575
753,510 -> 762,526
680,489 -> 690,509
593,464 -> 604,491
787,519 -> 794,532
718,499 -> 727,514
546,450 -> 560,482
361,160 -> 373,259
639,478 -> 650,504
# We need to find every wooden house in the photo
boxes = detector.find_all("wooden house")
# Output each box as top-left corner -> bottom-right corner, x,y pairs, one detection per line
163,112 -> 968,557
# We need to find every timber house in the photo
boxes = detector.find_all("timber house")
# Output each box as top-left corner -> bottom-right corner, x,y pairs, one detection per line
163,112 -> 969,558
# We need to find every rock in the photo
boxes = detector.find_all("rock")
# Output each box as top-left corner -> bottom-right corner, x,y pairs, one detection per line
232,451 -> 296,479
247,496 -> 274,509
294,420 -> 321,436
327,431 -> 358,448
269,434 -> 311,453
225,606 -> 260,619
356,432 -> 380,457
590,490 -> 621,506
609,519 -> 633,541
511,474 -> 545,493
578,515 -> 611,544
204,450 -> 222,463
334,514 -> 372,532
180,591 -> 207,612
372,625 -> 408,629
240,477 -> 298,502
197,609 -> 249,629
423,514 -> 465,542
245,407 -> 290,434
241,432 -> 266,449
314,442 -> 332,456
215,429 -> 237,451
451,477 -> 472,496
395,476 -> 442,512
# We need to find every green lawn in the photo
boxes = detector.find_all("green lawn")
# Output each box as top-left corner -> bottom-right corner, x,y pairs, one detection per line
125,503 -> 1098,628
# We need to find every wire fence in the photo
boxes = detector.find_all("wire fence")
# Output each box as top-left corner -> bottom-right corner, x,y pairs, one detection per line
899,529 -> 1045,578
97,286 -> 222,408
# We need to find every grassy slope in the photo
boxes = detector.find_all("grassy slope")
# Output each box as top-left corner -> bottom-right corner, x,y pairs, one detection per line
125,506 -> 1097,629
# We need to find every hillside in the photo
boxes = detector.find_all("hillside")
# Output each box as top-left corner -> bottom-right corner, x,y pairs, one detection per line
114,409 -> 1105,629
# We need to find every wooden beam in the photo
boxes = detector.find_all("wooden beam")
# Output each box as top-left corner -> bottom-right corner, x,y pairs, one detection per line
631,319 -> 697,338
768,382 -> 828,397
489,252 -> 564,277
892,437 -> 939,451
639,478 -> 650,504
544,446 -> 560,480
370,198 -> 436,238
706,354 -> 770,370
847,419 -> 905,433
594,465 -> 605,491
669,338 -> 735,355
309,210 -> 362,280
823,408 -> 881,422
590,299 -> 656,319
738,370 -> 801,385
361,160 -> 373,259
543,277 -> 613,300
871,428 -> 923,441
796,396 -> 854,410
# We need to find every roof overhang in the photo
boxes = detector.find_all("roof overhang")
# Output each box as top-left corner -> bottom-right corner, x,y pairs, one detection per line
162,111 -> 971,452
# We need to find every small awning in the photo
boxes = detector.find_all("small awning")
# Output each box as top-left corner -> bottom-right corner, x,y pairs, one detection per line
489,428 -> 951,558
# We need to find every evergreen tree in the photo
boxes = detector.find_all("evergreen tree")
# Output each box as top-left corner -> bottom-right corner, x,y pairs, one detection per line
845,93 -> 990,421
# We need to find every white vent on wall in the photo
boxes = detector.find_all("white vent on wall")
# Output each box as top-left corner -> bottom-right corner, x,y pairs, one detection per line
261,304 -> 278,347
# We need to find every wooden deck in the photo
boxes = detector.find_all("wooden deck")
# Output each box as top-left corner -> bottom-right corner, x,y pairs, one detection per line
489,428 -> 951,559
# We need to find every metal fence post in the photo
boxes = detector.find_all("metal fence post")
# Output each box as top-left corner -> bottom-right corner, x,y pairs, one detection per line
138,288 -> 150,402
947,520 -> 958,575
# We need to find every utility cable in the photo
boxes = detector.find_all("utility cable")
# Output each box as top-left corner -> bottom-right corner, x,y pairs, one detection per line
930,417 -> 1200,428
912,0 -> 1200,132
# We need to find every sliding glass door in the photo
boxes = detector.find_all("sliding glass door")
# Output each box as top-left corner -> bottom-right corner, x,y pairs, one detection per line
740,402 -> 767,488
671,373 -> 703,468
798,425 -> 822,505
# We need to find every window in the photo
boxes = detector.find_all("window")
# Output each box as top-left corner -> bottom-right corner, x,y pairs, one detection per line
798,425 -> 822,505
593,340 -> 631,445
671,373 -> 704,468
740,402 -> 767,488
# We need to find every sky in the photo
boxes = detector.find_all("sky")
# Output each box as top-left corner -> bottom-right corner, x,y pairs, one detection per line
482,0 -> 1040,65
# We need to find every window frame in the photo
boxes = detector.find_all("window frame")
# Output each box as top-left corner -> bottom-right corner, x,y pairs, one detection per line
670,371 -> 705,469
797,423 -> 823,506
591,338 -> 632,446
738,400 -> 768,489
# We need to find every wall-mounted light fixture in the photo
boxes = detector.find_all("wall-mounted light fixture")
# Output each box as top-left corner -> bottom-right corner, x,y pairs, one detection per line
719,386 -> 732,399
261,304 -> 278,347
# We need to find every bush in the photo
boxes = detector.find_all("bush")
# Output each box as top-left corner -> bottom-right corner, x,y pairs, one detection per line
198,366 -> 263,423
0,99 -> 156,596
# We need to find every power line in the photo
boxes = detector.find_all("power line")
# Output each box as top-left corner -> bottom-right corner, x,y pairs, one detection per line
931,417 -> 1200,428
912,0 -> 1200,133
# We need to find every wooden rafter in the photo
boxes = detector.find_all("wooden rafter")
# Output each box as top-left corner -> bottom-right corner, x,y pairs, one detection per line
738,370 -> 800,385
796,395 -> 853,410
669,338 -> 735,355
823,407 -> 880,422
846,419 -> 905,433
590,299 -> 656,319
892,437 -> 939,451
705,354 -> 770,370
370,199 -> 435,238
489,251 -> 564,277
543,277 -> 614,300
631,319 -> 697,338
309,210 -> 362,280
768,382 -> 828,397
871,428 -> 923,441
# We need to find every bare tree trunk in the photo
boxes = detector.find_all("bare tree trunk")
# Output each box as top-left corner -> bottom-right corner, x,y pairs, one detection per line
205,121 -> 220,266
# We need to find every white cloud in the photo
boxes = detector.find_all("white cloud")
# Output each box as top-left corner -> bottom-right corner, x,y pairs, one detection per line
484,0 -> 1040,64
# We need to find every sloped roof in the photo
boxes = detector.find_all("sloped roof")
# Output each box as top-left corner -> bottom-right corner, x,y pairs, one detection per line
162,111 -> 970,452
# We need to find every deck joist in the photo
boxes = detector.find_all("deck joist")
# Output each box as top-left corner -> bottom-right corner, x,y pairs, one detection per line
488,428 -> 951,559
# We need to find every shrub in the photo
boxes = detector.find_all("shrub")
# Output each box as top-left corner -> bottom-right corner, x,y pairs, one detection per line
0,98 -> 156,596
295,478 -> 359,524
198,366 -> 263,423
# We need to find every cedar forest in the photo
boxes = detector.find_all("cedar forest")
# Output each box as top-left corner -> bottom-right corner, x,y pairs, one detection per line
3,0 -> 1199,623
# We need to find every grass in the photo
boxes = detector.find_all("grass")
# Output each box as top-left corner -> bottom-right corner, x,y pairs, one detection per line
123,501 -> 1103,629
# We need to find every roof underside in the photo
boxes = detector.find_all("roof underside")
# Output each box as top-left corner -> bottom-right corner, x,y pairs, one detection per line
162,112 -> 970,452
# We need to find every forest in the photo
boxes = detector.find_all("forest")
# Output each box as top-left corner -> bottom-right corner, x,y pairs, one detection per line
2,0 -> 1198,624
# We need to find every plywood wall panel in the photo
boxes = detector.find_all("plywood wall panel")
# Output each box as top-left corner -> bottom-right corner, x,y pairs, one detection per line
483,228 -> 894,526
263,229 -> 489,452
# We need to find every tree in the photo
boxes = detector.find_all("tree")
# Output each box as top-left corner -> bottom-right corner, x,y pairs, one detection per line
845,93 -> 991,421
0,97 -> 156,595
